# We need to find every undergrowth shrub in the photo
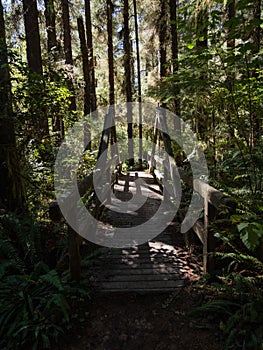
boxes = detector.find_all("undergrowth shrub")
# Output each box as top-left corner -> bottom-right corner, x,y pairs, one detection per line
191,243 -> 263,350
0,212 -> 90,349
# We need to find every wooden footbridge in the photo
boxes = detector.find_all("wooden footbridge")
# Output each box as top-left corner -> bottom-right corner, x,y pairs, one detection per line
50,106 -> 236,293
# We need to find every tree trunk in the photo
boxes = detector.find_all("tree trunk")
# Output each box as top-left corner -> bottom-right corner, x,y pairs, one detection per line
159,0 -> 167,108
227,0 -> 235,51
44,0 -> 64,140
61,0 -> 77,111
22,0 -> 49,137
107,0 -> 117,148
77,17 -> 91,150
0,0 -> 25,211
44,0 -> 58,55
85,0 -> 97,112
22,0 -> 43,75
225,0 -> 235,139
123,0 -> 134,166
249,0 -> 261,147
133,0 -> 143,167
195,1 -> 208,138
170,0 -> 180,119
107,0 -> 114,107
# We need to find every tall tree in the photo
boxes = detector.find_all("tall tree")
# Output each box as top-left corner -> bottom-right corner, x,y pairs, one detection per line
249,0 -> 261,148
77,16 -> 91,149
22,0 -> 43,75
225,0 -> 236,139
195,0 -> 208,138
107,0 -> 114,107
0,0 -> 24,210
85,0 -> 97,112
78,17 -> 91,117
61,0 -> 77,111
133,0 -> 143,166
44,0 -> 58,56
169,0 -> 180,121
107,0 -> 117,148
123,0 -> 134,165
159,0 -> 167,108
227,0 -> 235,51
44,0 -> 64,139
22,0 -> 49,137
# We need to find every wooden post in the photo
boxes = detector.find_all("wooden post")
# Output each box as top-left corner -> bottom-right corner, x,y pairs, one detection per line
68,224 -> 81,283
203,200 -> 217,274
67,190 -> 81,282
149,113 -> 159,173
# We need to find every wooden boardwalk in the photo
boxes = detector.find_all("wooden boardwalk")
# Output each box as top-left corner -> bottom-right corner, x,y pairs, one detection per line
84,171 -> 200,293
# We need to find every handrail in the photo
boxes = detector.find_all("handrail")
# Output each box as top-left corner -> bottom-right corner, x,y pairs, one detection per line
49,109 -> 121,282
147,148 -> 236,273
148,108 -> 236,274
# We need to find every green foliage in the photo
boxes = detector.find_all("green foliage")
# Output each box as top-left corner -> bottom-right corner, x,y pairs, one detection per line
0,211 -> 90,350
0,261 -> 89,350
237,221 -> 263,252
0,211 -> 43,272
191,252 -> 263,349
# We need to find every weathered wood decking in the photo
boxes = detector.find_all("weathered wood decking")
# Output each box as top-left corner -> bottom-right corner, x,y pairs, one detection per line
84,171 -> 200,293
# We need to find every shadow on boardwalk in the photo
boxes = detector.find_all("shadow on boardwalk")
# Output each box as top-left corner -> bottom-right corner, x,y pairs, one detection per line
83,171 -> 202,293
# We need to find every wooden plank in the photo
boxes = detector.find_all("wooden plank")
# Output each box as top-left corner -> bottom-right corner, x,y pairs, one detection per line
92,274 -> 181,282
88,267 -> 181,275
98,288 -> 182,293
97,253 -> 180,261
98,279 -> 184,290
86,262 -> 184,270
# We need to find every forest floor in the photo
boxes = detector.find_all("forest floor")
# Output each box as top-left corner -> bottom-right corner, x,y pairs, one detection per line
62,286 -> 223,350
62,241 -> 223,350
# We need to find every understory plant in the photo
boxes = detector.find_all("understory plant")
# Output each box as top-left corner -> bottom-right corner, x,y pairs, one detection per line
0,212 -> 90,349
190,230 -> 263,350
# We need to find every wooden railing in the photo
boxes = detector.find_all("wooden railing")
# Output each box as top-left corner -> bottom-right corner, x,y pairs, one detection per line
50,109 -> 121,282
148,108 -> 236,274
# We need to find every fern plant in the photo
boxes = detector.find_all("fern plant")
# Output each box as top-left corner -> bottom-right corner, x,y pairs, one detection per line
191,248 -> 263,350
0,260 -> 90,350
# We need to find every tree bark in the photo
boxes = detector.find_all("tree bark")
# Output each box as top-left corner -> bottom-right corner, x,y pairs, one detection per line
227,0 -> 235,51
44,0 -> 58,55
159,0 -> 167,108
107,0 -> 114,107
107,0 -> 117,148
195,1 -> 208,138
22,0 -> 43,75
85,0 -> 97,112
170,0 -> 180,119
22,0 -> 49,138
44,0 -> 64,140
133,0 -> 143,166
77,17 -> 91,150
225,0 -> 235,139
61,0 -> 77,111
0,0 -> 25,210
249,0 -> 261,148
123,0 -> 134,166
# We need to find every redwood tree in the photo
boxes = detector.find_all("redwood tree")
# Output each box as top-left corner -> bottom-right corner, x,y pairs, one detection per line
61,0 -> 77,111
107,0 -> 117,147
22,0 -> 49,137
85,0 -> 97,112
0,0 -> 24,210
123,0 -> 134,165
